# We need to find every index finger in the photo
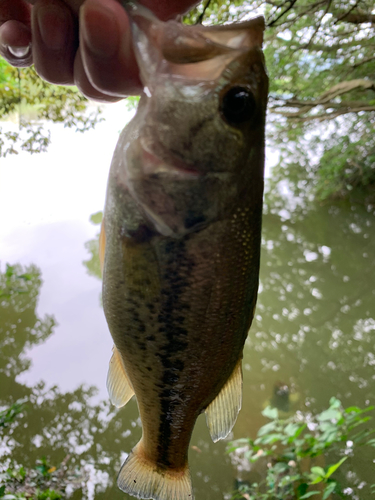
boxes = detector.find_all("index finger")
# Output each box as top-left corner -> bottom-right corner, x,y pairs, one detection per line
26,0 -> 82,13
26,0 -> 199,19
0,0 -> 32,66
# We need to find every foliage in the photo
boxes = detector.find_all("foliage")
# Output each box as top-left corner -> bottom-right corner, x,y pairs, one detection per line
0,61 -> 102,157
0,457 -> 86,500
0,402 -> 26,431
187,0 -> 375,202
0,265 -> 33,299
0,263 -> 55,382
0,262 -> 125,499
0,403 -> 86,500
2,2 -> 373,199
83,211 -> 103,281
227,398 -> 375,499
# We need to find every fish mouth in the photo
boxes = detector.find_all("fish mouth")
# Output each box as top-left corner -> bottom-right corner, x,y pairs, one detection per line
140,141 -> 201,179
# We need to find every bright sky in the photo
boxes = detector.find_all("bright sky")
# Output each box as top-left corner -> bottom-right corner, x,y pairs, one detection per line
0,102 -> 134,398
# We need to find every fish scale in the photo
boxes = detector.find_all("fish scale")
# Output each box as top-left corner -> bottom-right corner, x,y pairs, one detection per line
101,4 -> 268,500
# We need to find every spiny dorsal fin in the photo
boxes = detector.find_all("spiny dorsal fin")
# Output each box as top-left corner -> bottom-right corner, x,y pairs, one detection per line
107,346 -> 135,408
118,440 -> 194,500
205,359 -> 243,443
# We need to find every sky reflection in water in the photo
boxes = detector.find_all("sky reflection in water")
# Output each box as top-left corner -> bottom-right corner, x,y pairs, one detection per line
0,104 -> 374,499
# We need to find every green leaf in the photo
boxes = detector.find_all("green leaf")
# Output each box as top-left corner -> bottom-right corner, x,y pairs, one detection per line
300,492 -> 321,499
297,483 -> 309,497
0,486 -> 5,497
310,465 -> 325,484
257,421 -> 278,437
323,482 -> 337,500
255,433 -> 284,445
329,397 -> 341,409
284,423 -> 300,436
89,212 -> 103,225
311,466 -> 325,477
261,406 -> 279,420
345,406 -> 362,414
325,457 -> 347,478
317,408 -> 342,422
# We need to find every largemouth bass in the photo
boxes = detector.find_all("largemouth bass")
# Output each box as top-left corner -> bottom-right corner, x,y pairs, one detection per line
100,5 -> 268,500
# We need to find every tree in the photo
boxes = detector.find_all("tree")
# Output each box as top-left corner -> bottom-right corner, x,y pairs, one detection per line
2,1 -> 374,200
0,60 -> 102,157
189,0 -> 375,202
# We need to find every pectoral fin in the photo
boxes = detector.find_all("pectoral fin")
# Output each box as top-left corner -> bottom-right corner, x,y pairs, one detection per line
107,346 -> 135,408
205,359 -> 242,443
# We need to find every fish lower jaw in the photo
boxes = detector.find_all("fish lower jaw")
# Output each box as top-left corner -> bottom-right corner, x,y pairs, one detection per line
141,146 -> 201,180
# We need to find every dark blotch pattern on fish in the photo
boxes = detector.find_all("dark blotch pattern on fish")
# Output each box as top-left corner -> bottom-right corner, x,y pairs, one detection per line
126,224 -> 156,243
155,238 -> 194,467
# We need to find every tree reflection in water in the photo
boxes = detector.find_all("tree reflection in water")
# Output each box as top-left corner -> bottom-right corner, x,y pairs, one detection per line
240,192 -> 375,497
1,188 -> 375,498
0,264 -> 137,499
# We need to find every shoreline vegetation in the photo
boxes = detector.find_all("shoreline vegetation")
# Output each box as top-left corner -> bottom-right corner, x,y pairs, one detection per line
1,399 -> 374,499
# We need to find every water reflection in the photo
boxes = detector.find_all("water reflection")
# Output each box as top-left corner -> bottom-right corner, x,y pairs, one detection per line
0,263 -> 138,499
1,196 -> 374,499
237,200 -> 375,497
83,212 -> 103,282
0,264 -> 55,403
249,201 -> 375,406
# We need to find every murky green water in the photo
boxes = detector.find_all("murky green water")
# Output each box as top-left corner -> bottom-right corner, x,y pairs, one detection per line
1,115 -> 374,499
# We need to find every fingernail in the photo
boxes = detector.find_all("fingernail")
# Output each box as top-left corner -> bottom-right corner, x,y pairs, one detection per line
8,44 -> 31,58
37,4 -> 69,51
80,1 -> 120,58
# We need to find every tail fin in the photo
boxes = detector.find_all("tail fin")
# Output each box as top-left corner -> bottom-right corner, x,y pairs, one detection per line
117,441 -> 194,500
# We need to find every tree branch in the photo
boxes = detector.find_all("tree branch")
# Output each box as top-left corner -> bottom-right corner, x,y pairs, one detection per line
267,0 -> 298,27
352,55 -> 375,68
333,0 -> 362,24
273,105 -> 375,122
301,0 -> 332,48
270,79 -> 375,121
338,11 -> 375,24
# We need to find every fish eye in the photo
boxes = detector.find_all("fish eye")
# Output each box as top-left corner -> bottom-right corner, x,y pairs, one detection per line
220,86 -> 256,125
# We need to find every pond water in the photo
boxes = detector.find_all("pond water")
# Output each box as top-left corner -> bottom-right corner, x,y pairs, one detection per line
0,104 -> 374,499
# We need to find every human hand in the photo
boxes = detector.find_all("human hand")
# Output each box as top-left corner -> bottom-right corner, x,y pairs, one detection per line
0,0 -> 198,101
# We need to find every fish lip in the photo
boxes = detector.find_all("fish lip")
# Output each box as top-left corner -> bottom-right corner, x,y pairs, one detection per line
140,142 -> 202,179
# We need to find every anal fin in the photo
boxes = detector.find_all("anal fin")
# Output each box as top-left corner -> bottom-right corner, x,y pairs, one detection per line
118,440 -> 194,500
107,346 -> 135,408
205,359 -> 242,443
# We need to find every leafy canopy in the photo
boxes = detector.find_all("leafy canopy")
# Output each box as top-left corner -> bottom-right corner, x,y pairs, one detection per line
1,1 -> 374,201
0,61 -> 102,157
189,0 -> 375,201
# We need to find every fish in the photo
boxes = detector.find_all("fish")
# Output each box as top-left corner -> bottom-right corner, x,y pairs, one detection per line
100,4 -> 268,500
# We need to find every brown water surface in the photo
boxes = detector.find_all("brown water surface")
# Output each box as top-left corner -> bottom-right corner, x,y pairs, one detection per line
0,112 -> 374,499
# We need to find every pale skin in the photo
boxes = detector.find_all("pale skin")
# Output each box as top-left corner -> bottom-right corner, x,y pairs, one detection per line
0,0 -> 198,101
